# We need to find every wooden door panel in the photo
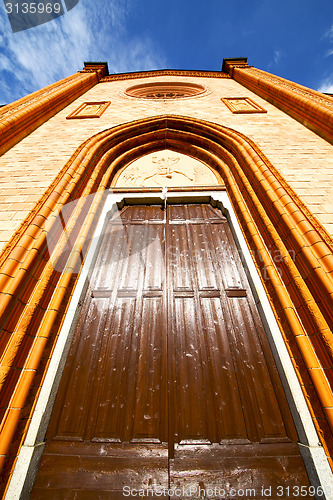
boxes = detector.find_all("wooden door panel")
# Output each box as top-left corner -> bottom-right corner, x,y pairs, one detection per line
32,204 -> 310,498
170,443 -> 312,499
188,223 -> 219,291
117,224 -> 148,291
48,207 -> 167,442
210,223 -> 244,289
143,224 -> 165,291
199,296 -> 248,441
51,297 -> 110,441
171,296 -> 211,444
33,443 -> 169,496
89,296 -> 137,442
226,295 -> 287,441
130,296 -> 167,443
168,206 -> 291,444
91,224 -> 130,291
169,223 -> 194,291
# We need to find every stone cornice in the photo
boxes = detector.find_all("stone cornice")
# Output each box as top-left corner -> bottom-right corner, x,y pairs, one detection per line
100,69 -> 230,83
222,57 -> 251,74
80,62 -> 109,80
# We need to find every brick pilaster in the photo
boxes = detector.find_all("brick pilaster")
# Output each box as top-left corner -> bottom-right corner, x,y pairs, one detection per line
0,63 -> 108,157
223,58 -> 333,144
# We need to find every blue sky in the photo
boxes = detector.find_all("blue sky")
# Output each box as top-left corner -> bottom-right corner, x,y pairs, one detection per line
0,0 -> 333,105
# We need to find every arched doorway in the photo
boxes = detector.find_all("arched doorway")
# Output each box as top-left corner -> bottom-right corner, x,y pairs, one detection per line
4,117 -> 333,498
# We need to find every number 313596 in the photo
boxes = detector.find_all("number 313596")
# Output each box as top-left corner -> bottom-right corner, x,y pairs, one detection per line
277,485 -> 326,496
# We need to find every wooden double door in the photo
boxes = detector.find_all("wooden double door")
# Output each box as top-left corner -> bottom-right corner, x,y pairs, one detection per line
32,204 -> 310,499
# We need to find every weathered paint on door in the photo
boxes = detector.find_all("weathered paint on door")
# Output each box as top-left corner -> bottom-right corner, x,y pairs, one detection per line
32,204 -> 310,499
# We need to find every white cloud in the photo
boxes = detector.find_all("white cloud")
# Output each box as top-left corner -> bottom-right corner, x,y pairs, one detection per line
273,50 -> 281,65
0,0 -> 168,103
316,23 -> 333,93
323,23 -> 333,41
322,23 -> 333,58
0,54 -> 11,72
318,77 -> 333,93
268,49 -> 282,69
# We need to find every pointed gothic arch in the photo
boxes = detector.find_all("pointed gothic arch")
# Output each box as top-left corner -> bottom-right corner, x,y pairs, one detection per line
1,115 -> 333,487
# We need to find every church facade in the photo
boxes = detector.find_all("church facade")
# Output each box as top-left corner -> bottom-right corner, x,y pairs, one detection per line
0,59 -> 333,498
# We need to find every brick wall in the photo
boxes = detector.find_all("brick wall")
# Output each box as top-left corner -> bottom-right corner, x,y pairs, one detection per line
0,74 -> 332,249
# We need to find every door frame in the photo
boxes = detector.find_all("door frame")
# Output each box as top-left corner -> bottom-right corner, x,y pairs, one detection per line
6,189 -> 333,499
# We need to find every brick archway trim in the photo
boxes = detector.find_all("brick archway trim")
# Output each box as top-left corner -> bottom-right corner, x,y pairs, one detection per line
0,115 -> 333,491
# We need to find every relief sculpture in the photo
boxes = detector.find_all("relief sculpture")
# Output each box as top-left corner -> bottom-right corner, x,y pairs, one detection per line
115,150 -> 219,187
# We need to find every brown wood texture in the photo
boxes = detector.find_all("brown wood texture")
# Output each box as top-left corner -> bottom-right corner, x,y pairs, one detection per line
32,204 -> 310,498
